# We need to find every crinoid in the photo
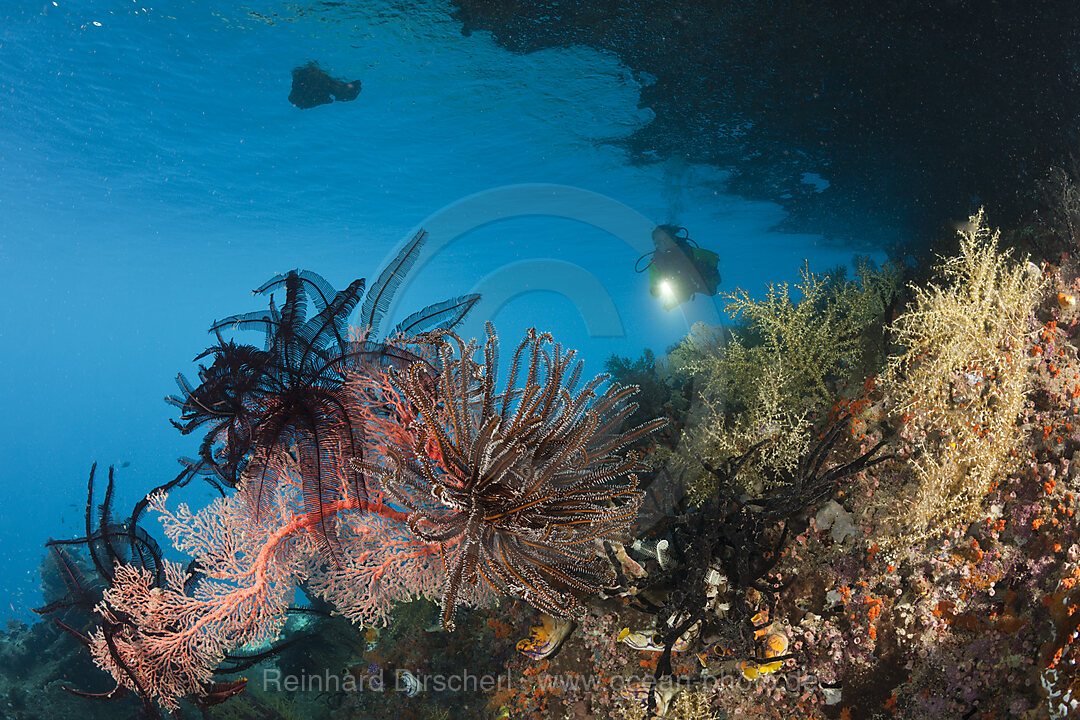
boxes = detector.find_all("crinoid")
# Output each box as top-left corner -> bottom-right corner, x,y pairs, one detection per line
619,417 -> 891,716
359,323 -> 666,629
167,230 -> 479,554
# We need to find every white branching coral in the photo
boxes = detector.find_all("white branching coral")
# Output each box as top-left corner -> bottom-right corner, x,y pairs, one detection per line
885,209 -> 1045,540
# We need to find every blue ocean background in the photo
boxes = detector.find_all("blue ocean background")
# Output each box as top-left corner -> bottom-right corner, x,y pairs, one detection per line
0,0 -> 880,620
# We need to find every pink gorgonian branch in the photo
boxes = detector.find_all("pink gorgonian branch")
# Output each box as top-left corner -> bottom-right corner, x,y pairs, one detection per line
90,454 -> 439,710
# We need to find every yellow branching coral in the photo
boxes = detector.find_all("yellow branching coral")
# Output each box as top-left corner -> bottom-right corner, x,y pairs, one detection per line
720,258 -> 896,406
884,209 -> 1044,541
675,258 -> 901,499
617,686 -> 720,720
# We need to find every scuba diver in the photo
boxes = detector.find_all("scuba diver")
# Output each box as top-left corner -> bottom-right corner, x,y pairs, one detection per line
636,224 -> 721,310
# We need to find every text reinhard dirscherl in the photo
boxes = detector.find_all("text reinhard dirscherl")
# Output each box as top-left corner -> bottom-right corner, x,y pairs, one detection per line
261,667 -> 825,695
262,667 -> 511,694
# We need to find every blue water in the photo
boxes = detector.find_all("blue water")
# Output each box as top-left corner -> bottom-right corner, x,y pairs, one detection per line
0,0 -> 876,619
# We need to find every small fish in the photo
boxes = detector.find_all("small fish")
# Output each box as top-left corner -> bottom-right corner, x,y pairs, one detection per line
516,614 -> 575,660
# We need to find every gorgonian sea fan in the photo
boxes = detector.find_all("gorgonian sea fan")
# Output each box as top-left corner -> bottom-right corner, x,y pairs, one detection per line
357,324 -> 666,629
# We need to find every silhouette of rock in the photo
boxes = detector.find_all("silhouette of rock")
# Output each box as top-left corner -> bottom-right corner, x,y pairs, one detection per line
289,62 -> 361,109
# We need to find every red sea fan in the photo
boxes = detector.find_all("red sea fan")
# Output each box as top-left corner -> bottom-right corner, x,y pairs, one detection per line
67,321 -> 659,711
89,453 -> 437,710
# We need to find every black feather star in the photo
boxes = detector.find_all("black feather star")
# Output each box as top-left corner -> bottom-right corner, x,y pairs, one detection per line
167,229 -> 480,556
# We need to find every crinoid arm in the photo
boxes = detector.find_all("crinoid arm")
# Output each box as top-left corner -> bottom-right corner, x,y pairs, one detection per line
390,293 -> 481,338
359,228 -> 428,335
364,322 -> 667,629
